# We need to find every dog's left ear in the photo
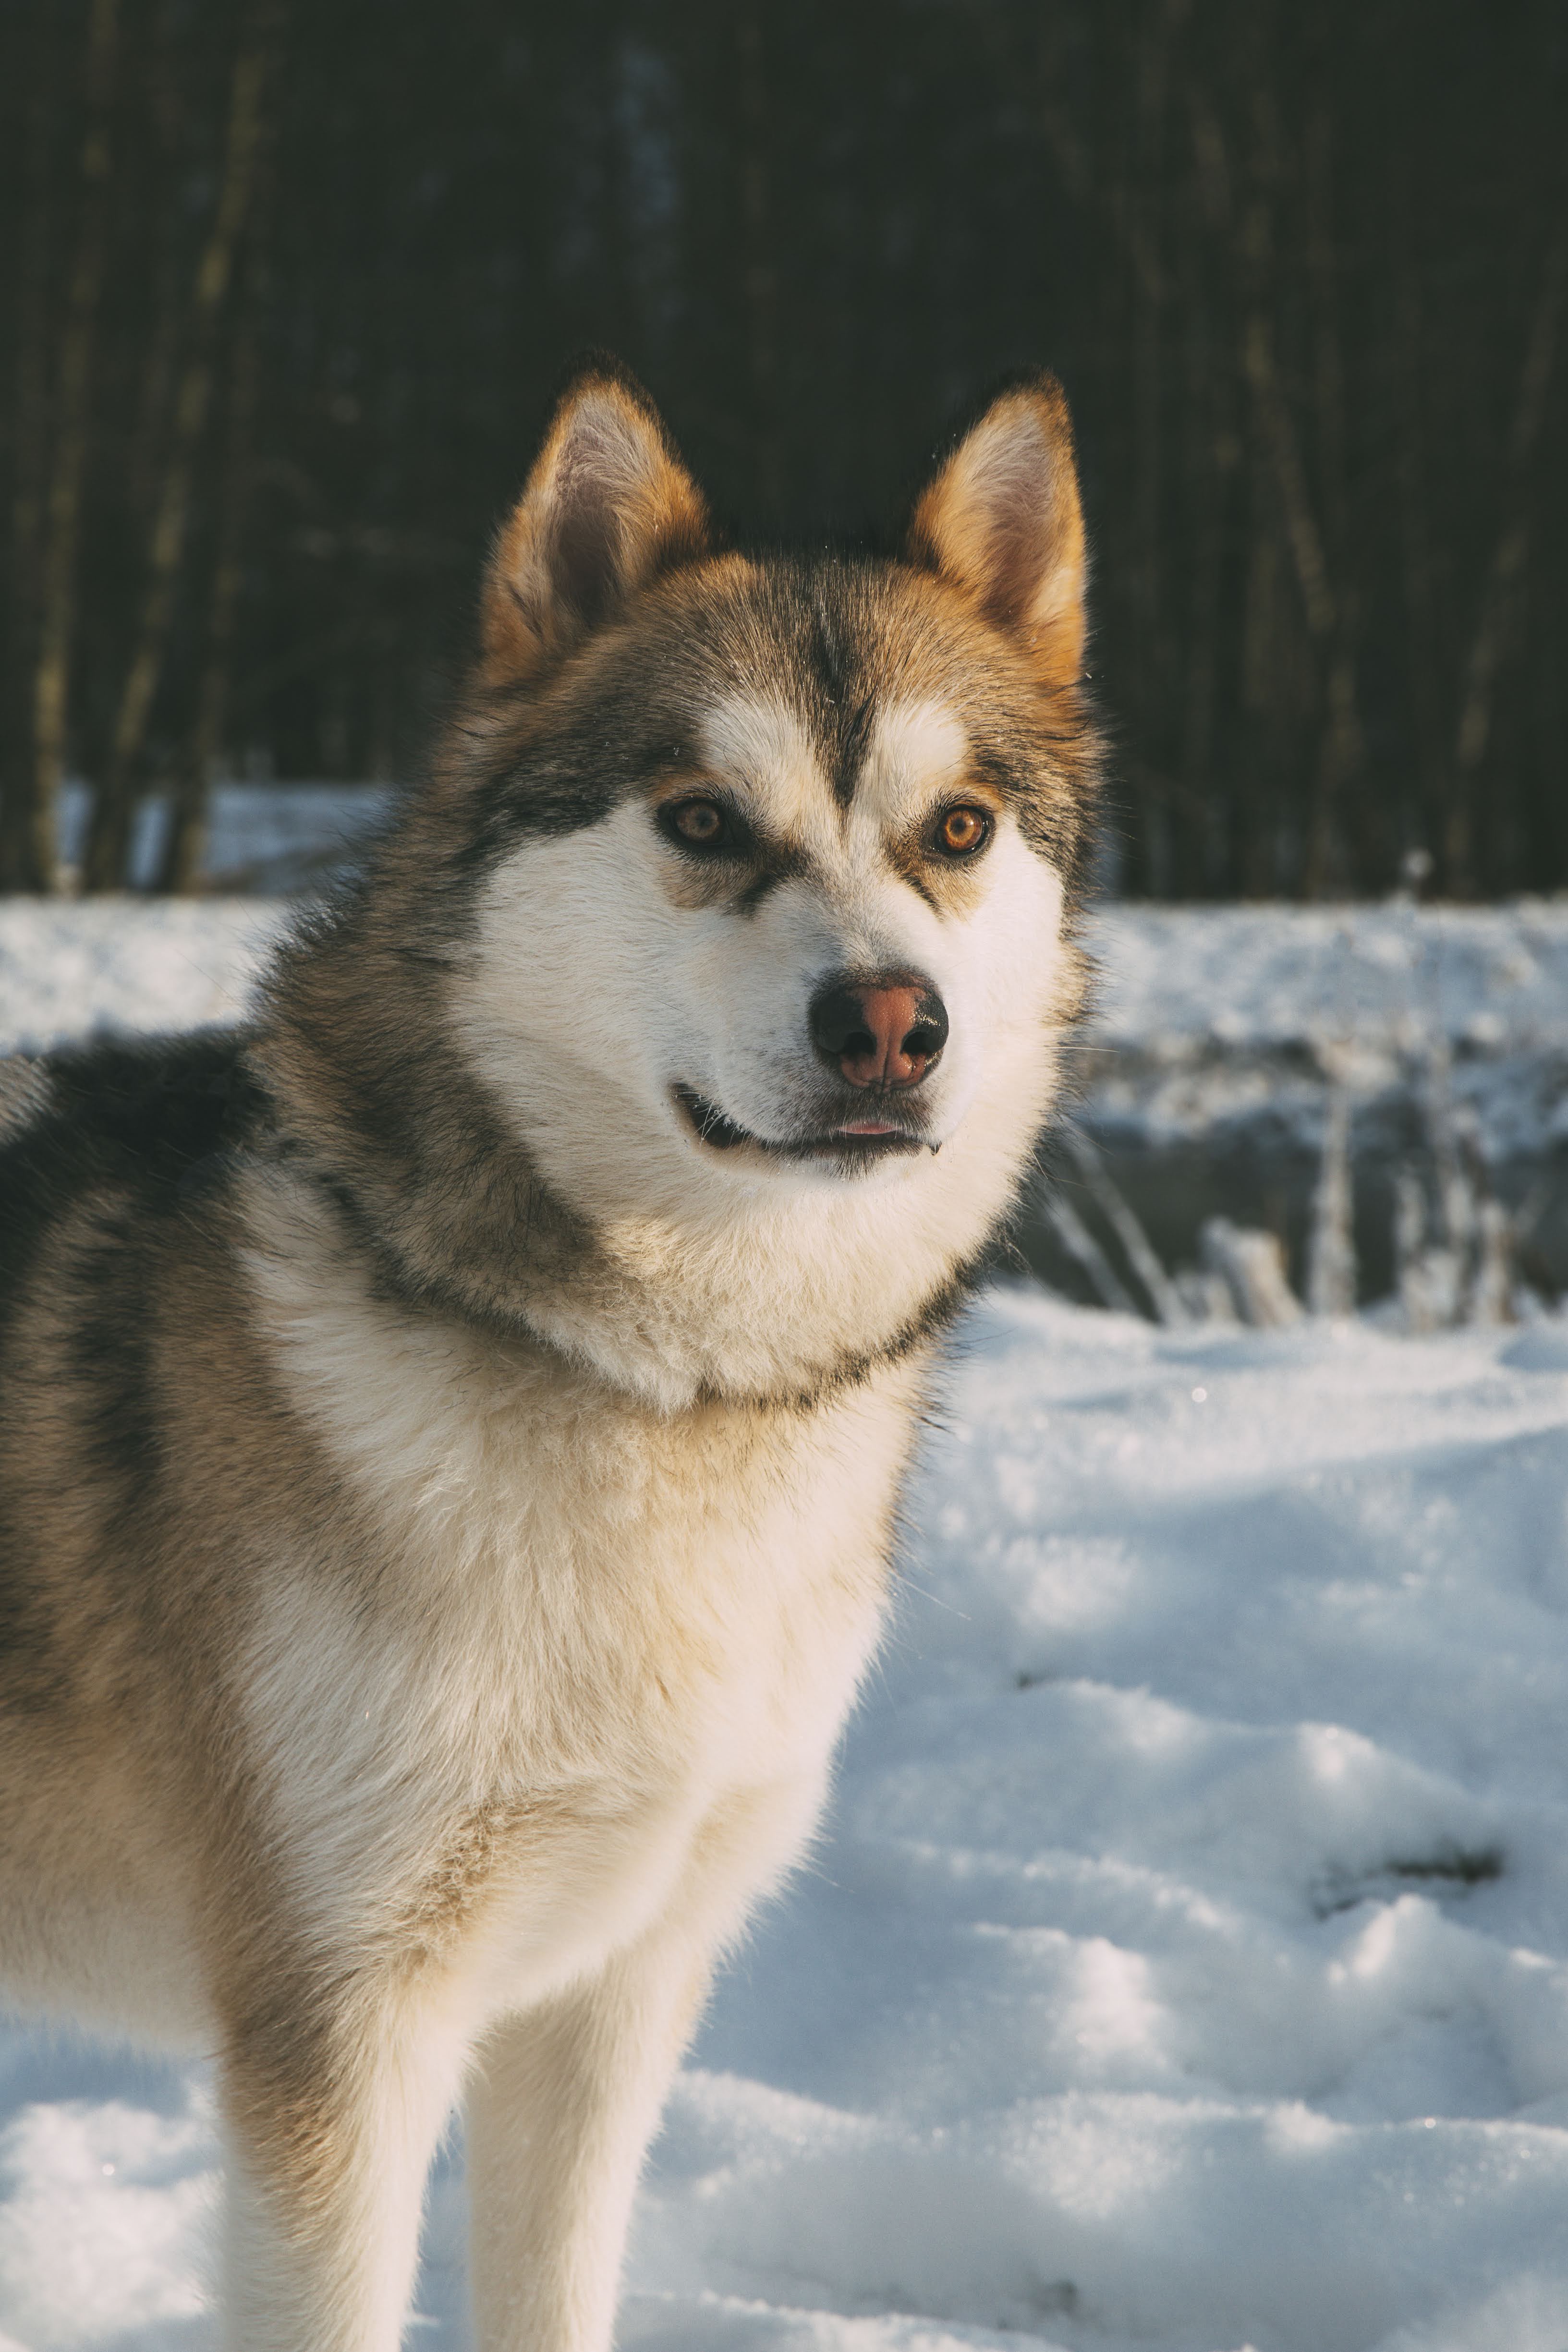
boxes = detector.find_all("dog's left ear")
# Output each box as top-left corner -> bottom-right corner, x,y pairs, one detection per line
907,375 -> 1086,689
479,361 -> 709,685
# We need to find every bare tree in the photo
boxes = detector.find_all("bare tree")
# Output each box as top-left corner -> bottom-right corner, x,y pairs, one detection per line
0,0 -> 1563,902
0,0 -> 60,889
1190,71 -> 1367,896
157,87 -> 282,895
735,2 -> 781,522
1389,159 -> 1447,870
28,0 -> 122,894
1445,197 -> 1568,895
84,0 -> 284,891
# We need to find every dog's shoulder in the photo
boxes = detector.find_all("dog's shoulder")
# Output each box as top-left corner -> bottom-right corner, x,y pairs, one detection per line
0,1029 -> 267,1320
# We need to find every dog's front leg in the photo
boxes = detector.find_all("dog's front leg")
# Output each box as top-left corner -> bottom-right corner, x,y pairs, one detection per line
466,1773 -> 829,2352
465,1926 -> 712,2352
219,1978 -> 471,2352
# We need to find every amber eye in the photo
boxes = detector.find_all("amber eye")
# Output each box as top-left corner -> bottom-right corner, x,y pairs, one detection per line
934,804 -> 992,859
662,798 -> 731,849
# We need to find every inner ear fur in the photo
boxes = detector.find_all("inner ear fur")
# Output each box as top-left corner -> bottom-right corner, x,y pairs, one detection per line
907,374 -> 1086,688
479,361 -> 709,685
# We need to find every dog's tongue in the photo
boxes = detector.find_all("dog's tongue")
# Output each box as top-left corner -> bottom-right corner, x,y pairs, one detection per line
837,1118 -> 901,1136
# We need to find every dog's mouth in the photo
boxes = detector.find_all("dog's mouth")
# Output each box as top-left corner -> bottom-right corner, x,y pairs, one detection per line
673,1085 -> 932,1163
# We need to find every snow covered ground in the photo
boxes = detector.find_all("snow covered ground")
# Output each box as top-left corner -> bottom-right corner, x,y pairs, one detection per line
0,898 -> 282,1055
1057,904 -> 1568,1311
1082,902 -> 1568,1180
1091,901 -> 1568,1061
6,1296 -> 1568,2351
4,891 -> 1568,2349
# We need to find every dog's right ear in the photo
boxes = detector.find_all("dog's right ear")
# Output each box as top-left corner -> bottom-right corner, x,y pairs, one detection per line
479,362 -> 709,685
906,374 -> 1086,691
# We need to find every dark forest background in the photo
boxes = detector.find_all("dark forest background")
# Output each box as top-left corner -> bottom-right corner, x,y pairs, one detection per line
1,0 -> 1565,897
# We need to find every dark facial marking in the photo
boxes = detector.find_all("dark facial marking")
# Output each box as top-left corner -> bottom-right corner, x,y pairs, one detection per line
803,575 -> 881,809
808,584 -> 851,702
831,692 -> 877,810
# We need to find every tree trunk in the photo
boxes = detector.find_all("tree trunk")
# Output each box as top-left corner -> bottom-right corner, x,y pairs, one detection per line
1389,159 -> 1448,872
124,0 -> 191,532
1191,69 -> 1366,896
84,0 -> 284,891
1179,181 -> 1228,882
29,0 -> 122,895
1444,202 -> 1568,897
736,2 -> 781,522
1126,1 -> 1173,881
158,95 -> 282,895
1304,105 -> 1375,886
0,0 -> 59,891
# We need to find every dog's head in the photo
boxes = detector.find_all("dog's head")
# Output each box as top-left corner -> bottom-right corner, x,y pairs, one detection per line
447,359 -> 1095,1229
278,361 -> 1101,1399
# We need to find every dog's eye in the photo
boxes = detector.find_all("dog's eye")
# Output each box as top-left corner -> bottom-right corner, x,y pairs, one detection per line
661,798 -> 735,852
932,804 -> 992,859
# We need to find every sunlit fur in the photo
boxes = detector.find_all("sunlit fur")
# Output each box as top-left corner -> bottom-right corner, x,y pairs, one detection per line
0,359 -> 1102,2351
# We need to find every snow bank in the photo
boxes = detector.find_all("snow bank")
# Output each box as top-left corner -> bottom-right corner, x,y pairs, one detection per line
1090,902 -> 1568,1058
0,901 -> 279,1056
1081,906 -> 1568,1190
1067,908 -> 1568,1305
6,1295 -> 1568,2350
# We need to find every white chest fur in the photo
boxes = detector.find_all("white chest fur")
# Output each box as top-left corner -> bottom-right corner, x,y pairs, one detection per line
238,1171 -> 927,2020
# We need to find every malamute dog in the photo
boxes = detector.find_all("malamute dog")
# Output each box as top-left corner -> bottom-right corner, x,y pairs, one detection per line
0,361 -> 1100,2348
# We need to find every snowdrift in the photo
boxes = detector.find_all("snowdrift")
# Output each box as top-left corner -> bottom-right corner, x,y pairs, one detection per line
1069,905 -> 1568,1305
5,1296 -> 1568,2349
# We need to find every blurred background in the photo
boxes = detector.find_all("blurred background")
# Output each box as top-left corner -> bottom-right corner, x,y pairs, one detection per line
1,0 -> 1565,900
3,0 -> 1566,1321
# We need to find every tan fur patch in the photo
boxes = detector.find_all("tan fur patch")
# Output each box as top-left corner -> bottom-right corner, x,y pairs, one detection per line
481,364 -> 710,686
909,375 -> 1087,689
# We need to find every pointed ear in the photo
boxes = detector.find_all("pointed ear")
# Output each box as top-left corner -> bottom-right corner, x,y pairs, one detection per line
907,375 -> 1086,687
479,362 -> 709,684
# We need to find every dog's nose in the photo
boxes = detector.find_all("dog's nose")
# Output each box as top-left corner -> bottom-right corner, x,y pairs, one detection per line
808,975 -> 949,1089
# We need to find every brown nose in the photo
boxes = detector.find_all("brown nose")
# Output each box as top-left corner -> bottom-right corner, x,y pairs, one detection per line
808,975 -> 949,1088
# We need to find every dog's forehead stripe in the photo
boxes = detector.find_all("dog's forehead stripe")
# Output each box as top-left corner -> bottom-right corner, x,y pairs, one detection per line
855,700 -> 970,829
696,690 -> 970,839
697,693 -> 836,840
